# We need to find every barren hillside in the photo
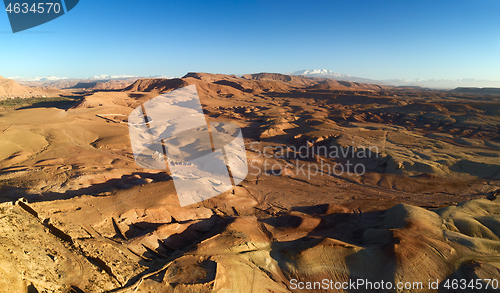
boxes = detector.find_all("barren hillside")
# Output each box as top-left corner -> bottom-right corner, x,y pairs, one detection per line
0,76 -> 42,98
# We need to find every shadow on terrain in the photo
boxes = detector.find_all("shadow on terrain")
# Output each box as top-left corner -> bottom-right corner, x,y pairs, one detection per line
17,96 -> 84,110
0,171 -> 172,204
113,215 -> 235,291
267,206 -> 398,293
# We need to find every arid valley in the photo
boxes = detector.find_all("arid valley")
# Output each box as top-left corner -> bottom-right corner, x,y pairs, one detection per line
0,73 -> 499,292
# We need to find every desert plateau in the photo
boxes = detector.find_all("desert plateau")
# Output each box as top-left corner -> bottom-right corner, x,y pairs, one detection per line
0,72 -> 499,293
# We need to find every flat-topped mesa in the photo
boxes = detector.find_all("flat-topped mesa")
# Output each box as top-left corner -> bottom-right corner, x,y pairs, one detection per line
311,78 -> 386,91
182,72 -> 238,82
242,72 -> 317,87
124,78 -> 188,93
242,72 -> 293,81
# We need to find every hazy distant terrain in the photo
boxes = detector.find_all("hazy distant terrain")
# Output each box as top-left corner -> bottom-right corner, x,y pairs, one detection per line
8,75 -> 171,92
0,72 -> 499,292
0,75 -> 43,99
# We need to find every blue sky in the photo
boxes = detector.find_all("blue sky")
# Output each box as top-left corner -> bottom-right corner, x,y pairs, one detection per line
1,0 -> 499,80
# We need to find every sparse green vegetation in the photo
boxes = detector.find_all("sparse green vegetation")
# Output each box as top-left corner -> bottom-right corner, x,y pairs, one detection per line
0,96 -> 81,109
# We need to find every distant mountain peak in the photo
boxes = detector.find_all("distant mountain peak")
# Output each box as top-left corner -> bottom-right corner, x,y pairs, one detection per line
88,74 -> 136,80
8,74 -> 172,82
382,78 -> 500,89
8,76 -> 68,82
288,69 -> 351,78
287,69 -> 379,84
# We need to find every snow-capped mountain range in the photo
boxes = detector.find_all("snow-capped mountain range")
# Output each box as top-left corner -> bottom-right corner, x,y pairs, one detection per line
288,69 -> 500,89
287,69 -> 379,84
287,69 -> 351,79
88,75 -> 136,80
7,71 -> 500,89
8,76 -> 69,82
8,74 -> 173,82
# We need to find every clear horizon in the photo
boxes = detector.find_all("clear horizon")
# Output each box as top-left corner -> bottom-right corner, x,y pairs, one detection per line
1,0 -> 500,81
5,71 -> 500,82
5,71 -> 500,83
